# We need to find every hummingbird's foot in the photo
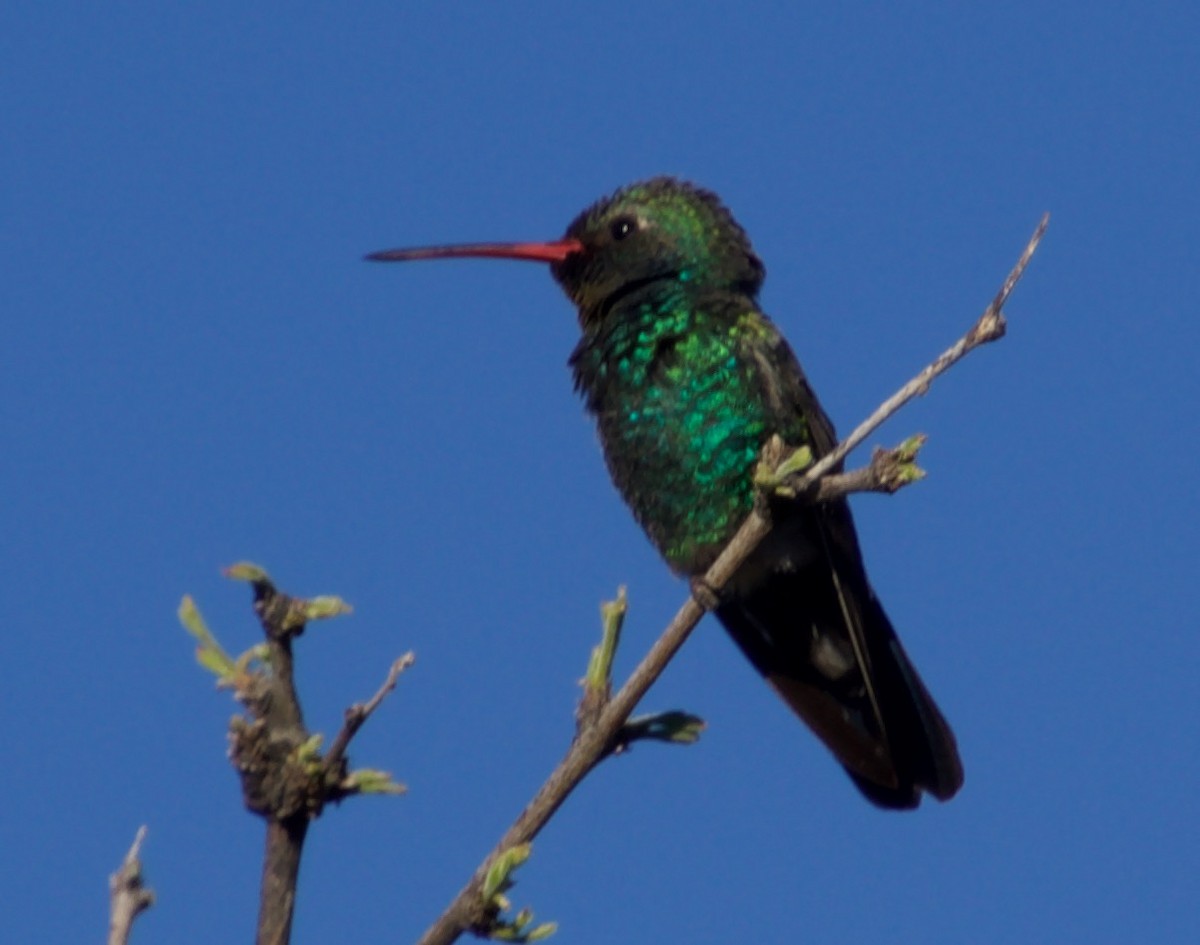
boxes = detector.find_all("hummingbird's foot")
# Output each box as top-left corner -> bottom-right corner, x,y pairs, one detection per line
688,576 -> 723,611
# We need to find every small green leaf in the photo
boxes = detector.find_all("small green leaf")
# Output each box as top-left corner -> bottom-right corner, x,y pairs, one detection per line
224,561 -> 271,584
584,586 -> 627,692
179,596 -> 236,677
526,922 -> 557,942
623,710 -> 706,745
897,463 -> 927,484
895,433 -> 927,461
483,843 -> 532,901
482,867 -> 505,902
489,913 -> 556,943
344,768 -> 407,795
197,647 -> 232,677
488,911 -> 556,943
755,443 -> 814,495
478,844 -> 554,941
873,434 -> 928,491
178,595 -> 211,643
774,444 -> 814,479
295,733 -> 324,763
301,595 -> 353,622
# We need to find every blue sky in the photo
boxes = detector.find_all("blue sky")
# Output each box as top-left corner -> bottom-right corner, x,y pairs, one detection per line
3,3 -> 1197,943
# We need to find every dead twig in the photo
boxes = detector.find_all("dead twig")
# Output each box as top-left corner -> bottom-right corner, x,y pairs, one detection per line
108,826 -> 154,945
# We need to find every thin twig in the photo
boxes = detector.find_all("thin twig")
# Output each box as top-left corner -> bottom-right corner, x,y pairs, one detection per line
801,212 -> 1049,486
108,826 -> 154,945
326,652 -> 416,769
416,215 -> 1048,945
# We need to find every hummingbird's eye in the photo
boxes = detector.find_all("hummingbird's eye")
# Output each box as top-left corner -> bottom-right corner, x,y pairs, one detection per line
609,216 -> 638,241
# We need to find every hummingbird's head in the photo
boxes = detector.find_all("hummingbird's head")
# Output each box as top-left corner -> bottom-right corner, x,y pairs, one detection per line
551,177 -> 765,327
366,176 -> 764,330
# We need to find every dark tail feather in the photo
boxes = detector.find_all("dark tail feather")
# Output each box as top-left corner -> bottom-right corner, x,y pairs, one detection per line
715,515 -> 963,809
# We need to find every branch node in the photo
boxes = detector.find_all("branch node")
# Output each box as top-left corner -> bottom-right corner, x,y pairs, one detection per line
184,568 -> 412,945
687,576 -> 722,612
474,844 -> 557,943
753,434 -> 814,500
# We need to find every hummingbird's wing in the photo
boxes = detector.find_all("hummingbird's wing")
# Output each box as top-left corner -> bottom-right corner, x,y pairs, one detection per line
716,317 -> 963,807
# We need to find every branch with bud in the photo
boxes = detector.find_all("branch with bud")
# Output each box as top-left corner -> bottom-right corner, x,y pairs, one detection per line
416,213 -> 1048,945
180,565 -> 411,945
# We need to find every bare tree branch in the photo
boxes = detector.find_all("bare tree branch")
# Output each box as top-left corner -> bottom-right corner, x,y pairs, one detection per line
184,566 -> 407,945
108,826 -> 153,945
258,817 -> 304,945
415,214 -> 1049,945
244,575 -> 312,945
326,652 -> 416,770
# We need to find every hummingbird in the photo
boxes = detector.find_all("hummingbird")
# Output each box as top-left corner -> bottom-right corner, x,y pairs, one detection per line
369,177 -> 963,808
